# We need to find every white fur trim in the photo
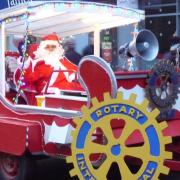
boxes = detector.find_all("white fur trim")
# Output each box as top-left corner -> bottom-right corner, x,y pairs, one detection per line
68,73 -> 75,82
49,68 -> 59,86
47,61 -> 68,86
18,57 -> 31,69
47,60 -> 76,88
24,58 -> 31,69
5,82 -> 10,92
17,56 -> 22,66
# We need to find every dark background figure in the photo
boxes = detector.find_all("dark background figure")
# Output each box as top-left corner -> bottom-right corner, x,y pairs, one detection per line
63,36 -> 82,65
164,35 -> 180,67
82,44 -> 94,56
17,41 -> 24,56
82,32 -> 94,56
17,35 -> 37,58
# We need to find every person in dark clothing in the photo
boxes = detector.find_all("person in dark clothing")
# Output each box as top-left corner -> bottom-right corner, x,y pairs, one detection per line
82,44 -> 94,56
164,35 -> 180,67
63,37 -> 82,65
169,36 -> 180,67
82,32 -> 94,56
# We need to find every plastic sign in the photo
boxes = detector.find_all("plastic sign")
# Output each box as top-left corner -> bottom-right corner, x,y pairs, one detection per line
0,0 -> 31,10
101,30 -> 112,63
0,0 -> 75,10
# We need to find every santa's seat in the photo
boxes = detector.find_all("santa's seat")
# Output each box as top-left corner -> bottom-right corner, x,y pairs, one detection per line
36,55 -> 117,111
13,68 -> 85,106
13,55 -> 117,110
78,55 -> 117,103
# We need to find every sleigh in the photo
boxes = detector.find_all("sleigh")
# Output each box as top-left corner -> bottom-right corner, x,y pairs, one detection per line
0,1 -> 179,180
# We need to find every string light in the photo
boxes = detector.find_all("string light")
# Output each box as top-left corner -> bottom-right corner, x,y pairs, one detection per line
27,2 -> 144,20
12,13 -> 31,104
0,2 -> 144,25
0,13 -> 29,25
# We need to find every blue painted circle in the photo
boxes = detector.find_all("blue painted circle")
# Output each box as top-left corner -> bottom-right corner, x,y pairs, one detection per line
111,144 -> 121,156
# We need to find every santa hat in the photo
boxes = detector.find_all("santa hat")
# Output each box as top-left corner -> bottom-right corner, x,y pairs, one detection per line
41,34 -> 61,48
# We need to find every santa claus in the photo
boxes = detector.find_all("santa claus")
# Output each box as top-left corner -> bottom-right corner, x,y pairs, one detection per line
21,34 -> 83,95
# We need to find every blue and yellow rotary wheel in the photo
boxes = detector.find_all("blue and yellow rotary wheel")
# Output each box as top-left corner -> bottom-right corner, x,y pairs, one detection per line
67,92 -> 172,180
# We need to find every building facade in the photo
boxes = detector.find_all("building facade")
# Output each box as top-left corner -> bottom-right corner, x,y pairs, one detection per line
139,0 -> 180,54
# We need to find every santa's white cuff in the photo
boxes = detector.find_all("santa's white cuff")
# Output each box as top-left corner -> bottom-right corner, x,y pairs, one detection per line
68,73 -> 75,82
24,59 -> 31,69
5,82 -> 10,92
18,57 -> 31,69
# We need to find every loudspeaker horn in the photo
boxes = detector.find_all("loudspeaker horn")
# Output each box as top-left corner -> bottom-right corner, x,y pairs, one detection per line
128,29 -> 159,61
119,29 -> 159,61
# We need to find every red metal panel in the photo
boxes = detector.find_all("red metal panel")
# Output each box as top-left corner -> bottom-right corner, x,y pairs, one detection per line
163,119 -> 180,137
0,118 -> 43,155
79,59 -> 115,101
117,77 -> 146,89
165,160 -> 180,171
115,70 -> 149,76
28,121 -> 44,153
116,71 -> 148,89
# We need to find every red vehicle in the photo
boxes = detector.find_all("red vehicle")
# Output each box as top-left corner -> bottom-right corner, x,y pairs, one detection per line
0,1 -> 179,180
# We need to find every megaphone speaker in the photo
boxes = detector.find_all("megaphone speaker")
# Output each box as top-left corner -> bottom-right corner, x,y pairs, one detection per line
128,29 -> 159,61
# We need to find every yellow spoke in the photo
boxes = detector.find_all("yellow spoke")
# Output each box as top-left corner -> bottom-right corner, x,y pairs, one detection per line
85,141 -> 108,155
116,157 -> 134,179
125,146 -> 148,160
119,124 -> 135,144
102,123 -> 116,145
96,157 -> 112,178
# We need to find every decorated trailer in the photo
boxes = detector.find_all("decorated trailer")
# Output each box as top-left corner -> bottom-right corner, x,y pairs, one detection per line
0,1 -> 179,180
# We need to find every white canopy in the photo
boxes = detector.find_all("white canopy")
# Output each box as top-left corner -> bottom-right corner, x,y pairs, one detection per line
0,1 -> 144,37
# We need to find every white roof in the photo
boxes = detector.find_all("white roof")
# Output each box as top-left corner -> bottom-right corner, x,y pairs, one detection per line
0,1 -> 145,37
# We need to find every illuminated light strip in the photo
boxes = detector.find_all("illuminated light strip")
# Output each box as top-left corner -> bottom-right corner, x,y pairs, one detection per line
0,2 -> 144,25
28,2 -> 144,19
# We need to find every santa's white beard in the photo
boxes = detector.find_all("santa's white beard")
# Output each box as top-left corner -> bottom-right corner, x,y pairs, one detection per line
35,45 -> 64,68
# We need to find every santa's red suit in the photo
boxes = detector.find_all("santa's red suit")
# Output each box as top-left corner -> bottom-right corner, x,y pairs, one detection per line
20,34 -> 83,96
23,56 -> 82,94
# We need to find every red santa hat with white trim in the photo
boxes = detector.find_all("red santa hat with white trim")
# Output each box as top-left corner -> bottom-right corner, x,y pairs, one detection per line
40,34 -> 61,48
